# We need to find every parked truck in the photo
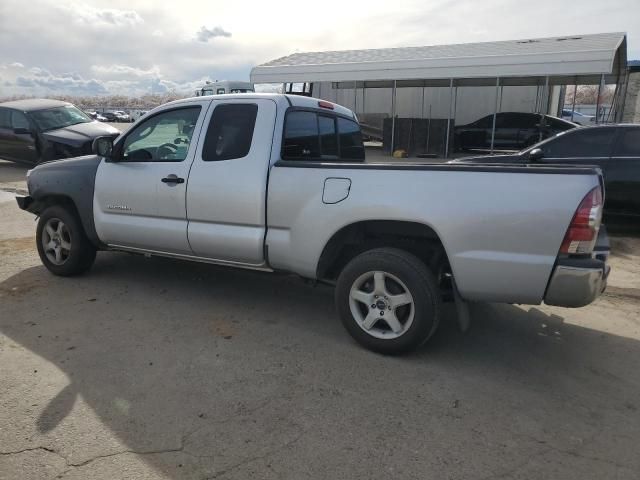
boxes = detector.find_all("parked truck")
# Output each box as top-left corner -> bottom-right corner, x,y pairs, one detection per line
194,80 -> 254,97
16,94 -> 610,354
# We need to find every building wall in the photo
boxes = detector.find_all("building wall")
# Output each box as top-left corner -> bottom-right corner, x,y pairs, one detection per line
622,71 -> 640,123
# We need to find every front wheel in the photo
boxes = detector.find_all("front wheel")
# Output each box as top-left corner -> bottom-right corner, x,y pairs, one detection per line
335,248 -> 441,355
36,205 -> 96,276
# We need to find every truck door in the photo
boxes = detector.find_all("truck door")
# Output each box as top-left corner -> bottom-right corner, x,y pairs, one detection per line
0,108 -> 12,160
93,101 -> 210,254
9,110 -> 38,164
186,98 -> 277,266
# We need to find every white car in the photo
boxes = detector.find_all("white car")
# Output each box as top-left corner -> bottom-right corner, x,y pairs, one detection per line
561,109 -> 595,126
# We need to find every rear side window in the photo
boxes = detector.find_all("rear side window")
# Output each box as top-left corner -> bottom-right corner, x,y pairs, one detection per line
202,104 -> 258,161
541,128 -> 616,158
613,128 -> 640,156
546,117 -> 574,131
338,117 -> 365,160
318,115 -> 338,158
283,111 -> 319,159
282,110 -> 364,161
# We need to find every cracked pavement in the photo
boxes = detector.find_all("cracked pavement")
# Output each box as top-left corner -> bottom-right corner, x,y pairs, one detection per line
1,159 -> 640,479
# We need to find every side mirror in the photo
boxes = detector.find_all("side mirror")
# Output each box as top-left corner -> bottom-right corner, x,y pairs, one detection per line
13,127 -> 31,135
528,148 -> 544,162
93,136 -> 114,159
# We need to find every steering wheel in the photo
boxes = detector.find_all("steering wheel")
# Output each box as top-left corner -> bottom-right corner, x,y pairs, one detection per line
157,142 -> 178,159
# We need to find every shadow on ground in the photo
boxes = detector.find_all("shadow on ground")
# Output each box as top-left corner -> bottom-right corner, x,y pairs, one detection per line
1,252 -> 639,479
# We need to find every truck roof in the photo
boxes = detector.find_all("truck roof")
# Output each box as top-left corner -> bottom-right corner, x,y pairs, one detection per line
164,93 -> 356,119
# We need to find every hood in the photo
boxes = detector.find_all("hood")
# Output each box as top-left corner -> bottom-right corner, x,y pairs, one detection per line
448,153 -> 524,164
42,121 -> 120,147
36,154 -> 101,168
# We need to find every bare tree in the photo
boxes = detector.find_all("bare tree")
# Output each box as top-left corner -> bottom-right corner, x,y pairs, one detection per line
565,85 -> 614,105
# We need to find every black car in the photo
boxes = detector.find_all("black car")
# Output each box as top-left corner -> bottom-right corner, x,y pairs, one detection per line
101,112 -> 118,122
451,125 -> 640,216
0,99 -> 120,165
454,112 -> 577,152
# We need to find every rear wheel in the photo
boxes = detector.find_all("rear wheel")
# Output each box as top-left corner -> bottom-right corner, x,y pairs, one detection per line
36,205 -> 96,276
335,248 -> 441,355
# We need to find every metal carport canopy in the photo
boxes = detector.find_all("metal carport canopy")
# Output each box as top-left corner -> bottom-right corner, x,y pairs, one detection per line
250,32 -> 627,84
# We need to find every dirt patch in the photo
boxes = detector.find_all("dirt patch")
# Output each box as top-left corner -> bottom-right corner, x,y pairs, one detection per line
0,237 -> 34,255
603,286 -> 640,303
610,236 -> 640,259
210,317 -> 236,339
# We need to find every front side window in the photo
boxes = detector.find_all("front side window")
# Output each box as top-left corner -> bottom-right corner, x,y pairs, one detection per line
30,105 -> 91,131
0,108 -> 11,129
11,111 -> 30,130
217,88 -> 225,94
122,106 -> 201,162
541,128 -> 616,158
613,128 -> 640,156
202,104 -> 258,161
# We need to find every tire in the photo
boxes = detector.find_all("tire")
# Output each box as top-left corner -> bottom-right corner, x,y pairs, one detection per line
36,205 -> 96,276
335,248 -> 441,355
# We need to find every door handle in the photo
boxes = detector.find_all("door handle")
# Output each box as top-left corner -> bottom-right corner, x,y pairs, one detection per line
161,175 -> 185,185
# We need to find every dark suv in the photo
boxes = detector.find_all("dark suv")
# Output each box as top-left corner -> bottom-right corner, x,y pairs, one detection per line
451,124 -> 640,216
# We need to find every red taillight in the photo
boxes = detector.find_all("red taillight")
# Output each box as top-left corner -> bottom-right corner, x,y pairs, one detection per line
560,186 -> 603,255
318,100 -> 334,110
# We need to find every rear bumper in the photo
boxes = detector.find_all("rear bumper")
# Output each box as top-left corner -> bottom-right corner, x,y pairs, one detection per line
544,227 -> 610,308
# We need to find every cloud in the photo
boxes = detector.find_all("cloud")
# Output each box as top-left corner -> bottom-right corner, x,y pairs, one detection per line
11,68 -> 108,95
1,0 -> 636,100
196,26 -> 232,42
59,2 -> 143,27
91,64 -> 161,78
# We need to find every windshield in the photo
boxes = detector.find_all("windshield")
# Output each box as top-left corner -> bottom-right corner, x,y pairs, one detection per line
30,105 -> 92,131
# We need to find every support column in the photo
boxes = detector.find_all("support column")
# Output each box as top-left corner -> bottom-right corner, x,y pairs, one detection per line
595,73 -> 605,124
353,80 -> 358,115
445,78 -> 453,158
490,77 -> 500,154
390,80 -> 397,156
571,81 -> 577,122
543,76 -> 550,113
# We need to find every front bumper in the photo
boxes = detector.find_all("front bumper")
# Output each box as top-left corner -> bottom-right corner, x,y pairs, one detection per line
16,195 -> 34,211
544,227 -> 610,308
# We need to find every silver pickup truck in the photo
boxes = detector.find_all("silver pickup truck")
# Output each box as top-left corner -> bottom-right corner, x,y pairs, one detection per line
16,94 -> 610,354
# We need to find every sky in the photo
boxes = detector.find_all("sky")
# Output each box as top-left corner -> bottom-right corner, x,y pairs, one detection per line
0,0 -> 638,98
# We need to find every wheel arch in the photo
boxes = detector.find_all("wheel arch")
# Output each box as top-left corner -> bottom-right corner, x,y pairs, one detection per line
30,194 -> 103,249
316,220 -> 453,291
